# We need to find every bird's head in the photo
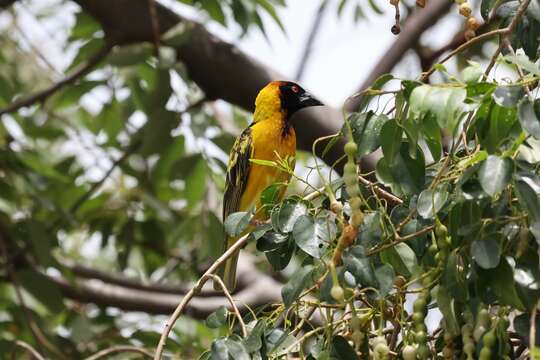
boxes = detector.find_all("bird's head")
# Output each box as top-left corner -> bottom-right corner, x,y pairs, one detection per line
253,81 -> 323,123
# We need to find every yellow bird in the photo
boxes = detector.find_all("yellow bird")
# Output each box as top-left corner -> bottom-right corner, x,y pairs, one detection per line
219,81 -> 323,291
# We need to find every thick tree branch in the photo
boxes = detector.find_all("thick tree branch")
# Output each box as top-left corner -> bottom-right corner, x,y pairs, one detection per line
72,0 -> 349,172
45,252 -> 282,317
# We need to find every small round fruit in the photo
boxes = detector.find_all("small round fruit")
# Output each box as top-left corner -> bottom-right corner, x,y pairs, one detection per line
416,344 -> 430,359
463,341 -> 475,355
414,298 -> 427,313
330,201 -> 343,214
402,345 -> 417,360
331,285 -> 344,302
412,312 -> 424,324
374,342 -> 390,356
467,17 -> 480,30
483,330 -> 496,347
461,323 -> 473,336
415,330 -> 427,343
349,196 -> 362,210
479,347 -> 492,360
344,142 -> 358,157
473,325 -> 486,342
372,335 -> 387,347
478,309 -> 490,325
394,275 -> 407,288
351,212 -> 364,228
459,3 -> 472,17
435,222 -> 448,238
344,162 -> 357,175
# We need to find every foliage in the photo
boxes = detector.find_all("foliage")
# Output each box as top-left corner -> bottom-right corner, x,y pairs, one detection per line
0,0 -> 539,359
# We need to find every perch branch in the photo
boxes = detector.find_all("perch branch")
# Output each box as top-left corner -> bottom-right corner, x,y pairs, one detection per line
85,346 -> 153,360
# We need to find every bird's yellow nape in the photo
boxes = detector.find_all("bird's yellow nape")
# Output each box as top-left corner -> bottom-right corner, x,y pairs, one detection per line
253,81 -> 283,123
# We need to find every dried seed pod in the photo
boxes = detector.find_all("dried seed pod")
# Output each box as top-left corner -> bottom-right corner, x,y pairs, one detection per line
459,3 -> 472,17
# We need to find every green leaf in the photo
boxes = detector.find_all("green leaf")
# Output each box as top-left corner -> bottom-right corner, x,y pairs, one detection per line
347,112 -> 389,157
224,338 -> 250,360
331,335 -> 359,360
478,155 -> 513,196
342,245 -> 376,286
224,212 -> 251,237
477,257 -> 524,310
17,270 -> 64,313
244,320 -> 266,352
265,329 -> 297,356
492,85 -> 524,108
461,61 -> 484,83
417,184 -> 449,218
281,265 -> 314,307
444,251 -> 469,300
380,243 -> 417,277
436,286 -> 461,336
505,54 -> 540,76
293,215 -> 336,258
471,238 -> 501,269
518,98 -> 540,139
481,0 -> 498,20
409,84 -> 467,133
205,306 -> 228,328
201,0 -> 227,25
422,113 -> 442,162
477,101 -> 518,153
376,142 -> 425,196
277,199 -> 308,233
514,176 -> 540,221
374,264 -> 395,297
211,338 -> 229,360
380,119 -> 402,165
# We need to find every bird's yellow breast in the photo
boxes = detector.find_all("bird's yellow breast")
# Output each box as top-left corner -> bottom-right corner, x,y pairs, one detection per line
239,116 -> 296,213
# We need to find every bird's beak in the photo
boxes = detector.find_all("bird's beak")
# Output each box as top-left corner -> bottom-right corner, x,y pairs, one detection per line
298,92 -> 323,108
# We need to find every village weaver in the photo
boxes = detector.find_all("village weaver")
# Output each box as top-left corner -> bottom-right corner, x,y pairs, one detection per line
219,81 -> 323,291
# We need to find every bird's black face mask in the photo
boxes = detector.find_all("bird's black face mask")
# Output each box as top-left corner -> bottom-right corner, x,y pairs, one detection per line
279,81 -> 323,121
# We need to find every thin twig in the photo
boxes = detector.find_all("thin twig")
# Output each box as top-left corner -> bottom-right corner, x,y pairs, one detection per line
210,274 -> 248,337
485,0 -> 532,78
85,346 -> 153,360
367,225 -> 435,256
14,340 -> 46,360
358,176 -> 402,205
420,28 -> 507,81
530,304 -> 537,354
153,232 -> 251,359
0,44 -> 112,116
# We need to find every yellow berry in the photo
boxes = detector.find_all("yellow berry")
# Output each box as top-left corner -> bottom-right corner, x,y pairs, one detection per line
344,142 -> 358,157
331,285 -> 344,302
467,17 -> 480,30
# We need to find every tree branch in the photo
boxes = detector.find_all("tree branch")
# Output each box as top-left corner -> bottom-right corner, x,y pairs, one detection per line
84,346 -> 153,360
42,252 -> 282,317
72,0 -> 349,172
0,44 -> 112,116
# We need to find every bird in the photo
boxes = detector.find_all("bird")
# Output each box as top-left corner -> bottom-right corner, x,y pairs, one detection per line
219,81 -> 323,291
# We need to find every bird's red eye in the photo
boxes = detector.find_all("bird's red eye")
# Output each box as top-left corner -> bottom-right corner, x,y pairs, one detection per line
291,85 -> 299,93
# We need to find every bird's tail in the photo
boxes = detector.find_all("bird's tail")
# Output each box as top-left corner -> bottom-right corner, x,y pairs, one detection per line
215,236 -> 240,292
218,252 -> 239,292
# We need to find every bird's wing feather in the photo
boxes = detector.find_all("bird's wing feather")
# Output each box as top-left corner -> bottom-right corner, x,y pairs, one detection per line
223,127 -> 253,221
